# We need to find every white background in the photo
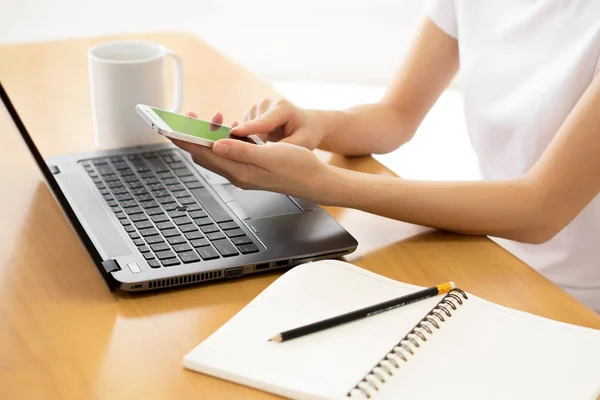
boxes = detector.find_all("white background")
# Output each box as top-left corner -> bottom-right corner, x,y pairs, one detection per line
0,0 -> 477,180
0,0 -> 425,84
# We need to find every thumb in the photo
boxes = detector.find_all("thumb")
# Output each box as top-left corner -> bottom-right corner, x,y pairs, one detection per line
212,139 -> 270,167
279,127 -> 313,148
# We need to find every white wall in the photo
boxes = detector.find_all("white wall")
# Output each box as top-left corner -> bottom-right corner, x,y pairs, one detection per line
0,0 -> 425,84
1,0 -> 477,185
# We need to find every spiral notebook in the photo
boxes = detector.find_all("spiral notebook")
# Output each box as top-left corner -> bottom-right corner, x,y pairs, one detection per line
184,260 -> 600,400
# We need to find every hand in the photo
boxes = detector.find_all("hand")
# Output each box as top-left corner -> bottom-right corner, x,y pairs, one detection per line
199,98 -> 327,150
171,131 -> 335,204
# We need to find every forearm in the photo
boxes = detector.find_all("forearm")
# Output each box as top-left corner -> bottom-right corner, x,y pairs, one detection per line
314,70 -> 600,245
319,167 -> 550,243
314,102 -> 417,156
313,19 -> 459,157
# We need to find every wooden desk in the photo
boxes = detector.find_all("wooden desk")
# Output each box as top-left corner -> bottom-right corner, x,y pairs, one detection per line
1,33 -> 598,400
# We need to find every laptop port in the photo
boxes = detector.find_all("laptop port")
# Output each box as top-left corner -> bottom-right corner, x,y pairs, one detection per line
225,267 -> 244,278
275,260 -> 289,267
255,263 -> 269,271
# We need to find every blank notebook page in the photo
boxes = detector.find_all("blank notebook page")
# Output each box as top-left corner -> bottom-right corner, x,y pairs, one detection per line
374,292 -> 600,400
183,260 -> 600,400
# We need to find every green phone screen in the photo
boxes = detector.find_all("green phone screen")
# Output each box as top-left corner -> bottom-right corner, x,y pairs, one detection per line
152,108 -> 232,142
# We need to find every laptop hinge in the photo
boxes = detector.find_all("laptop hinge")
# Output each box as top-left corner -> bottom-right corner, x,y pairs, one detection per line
102,259 -> 121,274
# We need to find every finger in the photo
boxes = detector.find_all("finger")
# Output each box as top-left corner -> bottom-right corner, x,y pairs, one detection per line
170,138 -> 206,156
210,111 -> 224,124
231,106 -> 291,136
212,138 -> 271,168
209,111 -> 224,132
231,120 -> 240,129
257,97 -> 271,115
188,143 -> 254,184
171,138 -> 234,177
190,152 -> 231,179
186,111 -> 198,118
170,138 -> 188,150
247,104 -> 258,121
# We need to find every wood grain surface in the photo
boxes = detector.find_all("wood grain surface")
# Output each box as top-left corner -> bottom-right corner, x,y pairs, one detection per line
0,33 -> 598,400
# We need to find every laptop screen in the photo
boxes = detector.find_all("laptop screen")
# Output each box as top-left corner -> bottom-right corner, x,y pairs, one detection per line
0,81 -> 57,184
0,80 -> 117,289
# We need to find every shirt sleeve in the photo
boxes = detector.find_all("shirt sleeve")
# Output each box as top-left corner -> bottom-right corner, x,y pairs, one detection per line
426,0 -> 458,39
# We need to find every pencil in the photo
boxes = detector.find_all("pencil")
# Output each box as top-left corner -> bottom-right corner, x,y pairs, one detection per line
269,282 -> 455,343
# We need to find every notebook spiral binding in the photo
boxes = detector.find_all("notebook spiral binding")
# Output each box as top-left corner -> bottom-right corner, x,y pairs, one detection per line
347,288 -> 469,399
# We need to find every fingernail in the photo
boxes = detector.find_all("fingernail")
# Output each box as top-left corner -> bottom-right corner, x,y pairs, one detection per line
214,142 -> 230,156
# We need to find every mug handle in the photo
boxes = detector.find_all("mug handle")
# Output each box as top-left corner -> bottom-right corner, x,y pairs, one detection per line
165,51 -> 183,113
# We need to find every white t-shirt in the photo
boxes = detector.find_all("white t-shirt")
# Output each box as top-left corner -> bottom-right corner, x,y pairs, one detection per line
426,0 -> 600,311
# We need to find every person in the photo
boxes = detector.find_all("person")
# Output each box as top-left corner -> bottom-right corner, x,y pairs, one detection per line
173,1 -> 600,311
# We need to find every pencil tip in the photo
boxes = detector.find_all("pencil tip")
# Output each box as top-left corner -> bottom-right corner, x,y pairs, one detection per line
269,334 -> 282,343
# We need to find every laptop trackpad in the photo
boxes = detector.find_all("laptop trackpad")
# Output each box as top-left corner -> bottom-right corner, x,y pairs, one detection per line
224,185 -> 301,219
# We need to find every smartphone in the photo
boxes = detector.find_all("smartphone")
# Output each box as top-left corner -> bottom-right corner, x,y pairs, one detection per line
136,104 -> 264,147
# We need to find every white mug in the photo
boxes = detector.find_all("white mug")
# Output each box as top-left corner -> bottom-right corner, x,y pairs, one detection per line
88,41 -> 183,148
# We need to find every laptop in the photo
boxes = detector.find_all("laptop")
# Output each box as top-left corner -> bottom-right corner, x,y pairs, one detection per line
0,82 -> 358,292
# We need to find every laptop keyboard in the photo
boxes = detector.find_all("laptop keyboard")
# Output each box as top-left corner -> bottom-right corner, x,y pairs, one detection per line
79,150 -> 259,269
